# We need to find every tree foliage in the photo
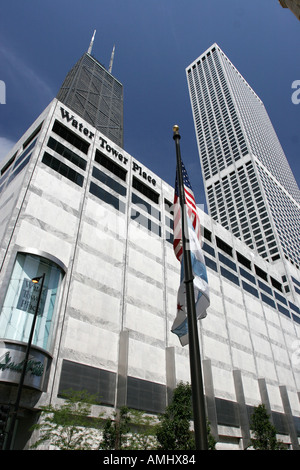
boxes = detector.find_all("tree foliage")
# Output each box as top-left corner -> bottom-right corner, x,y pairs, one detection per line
101,407 -> 158,450
31,393 -> 158,451
156,382 -> 194,450
250,404 -> 285,450
156,381 -> 216,450
30,389 -> 103,450
101,406 -> 131,450
31,385 -> 217,450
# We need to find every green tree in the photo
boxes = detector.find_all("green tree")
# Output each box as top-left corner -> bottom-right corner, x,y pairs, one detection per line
206,420 -> 217,450
156,382 -> 216,450
250,404 -> 285,450
101,407 -> 158,450
126,409 -> 158,450
101,406 -> 131,450
30,390 -> 103,450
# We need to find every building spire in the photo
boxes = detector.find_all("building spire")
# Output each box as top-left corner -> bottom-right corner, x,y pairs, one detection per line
88,30 -> 96,55
108,45 -> 115,74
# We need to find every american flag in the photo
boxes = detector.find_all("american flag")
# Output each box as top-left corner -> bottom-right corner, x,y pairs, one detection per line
173,161 -> 201,262
172,160 -> 209,346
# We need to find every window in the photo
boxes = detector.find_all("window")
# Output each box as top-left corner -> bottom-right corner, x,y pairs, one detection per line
13,139 -> 36,170
204,256 -> 218,272
92,166 -> 126,197
204,228 -> 212,242
130,209 -> 161,237
7,154 -> 31,185
165,216 -> 173,230
132,176 -> 159,204
52,120 -> 89,154
220,266 -> 239,286
277,304 -> 290,318
132,192 -> 161,221
42,152 -> 84,187
127,376 -> 166,414
164,199 -> 174,215
289,301 -> 300,314
166,231 -> 173,245
47,137 -> 87,170
255,265 -> 268,282
274,291 -> 287,305
58,360 -> 116,406
0,252 -> 64,351
240,267 -> 255,284
261,293 -> 275,309
1,153 -> 17,176
95,150 -> 127,182
216,237 -> 233,257
292,314 -> 300,325
237,251 -> 251,270
242,281 -> 259,298
89,181 -> 125,213
203,243 -> 215,257
23,122 -> 43,149
271,277 -> 282,292
258,280 -> 272,296
218,252 -> 237,271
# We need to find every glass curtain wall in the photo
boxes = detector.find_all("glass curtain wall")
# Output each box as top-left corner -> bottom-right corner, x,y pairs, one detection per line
0,252 -> 64,351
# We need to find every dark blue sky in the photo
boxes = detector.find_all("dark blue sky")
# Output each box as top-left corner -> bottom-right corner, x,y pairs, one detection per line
0,0 -> 299,207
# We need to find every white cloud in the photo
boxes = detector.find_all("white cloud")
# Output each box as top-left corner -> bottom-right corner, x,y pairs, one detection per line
0,137 -> 15,162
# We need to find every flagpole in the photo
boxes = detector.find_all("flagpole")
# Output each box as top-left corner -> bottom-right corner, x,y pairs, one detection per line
172,125 -> 208,450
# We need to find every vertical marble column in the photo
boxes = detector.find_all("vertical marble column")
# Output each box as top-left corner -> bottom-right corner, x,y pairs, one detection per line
233,370 -> 251,449
202,359 -> 219,442
116,329 -> 129,408
279,385 -> 299,450
258,378 -> 273,423
165,347 -> 176,406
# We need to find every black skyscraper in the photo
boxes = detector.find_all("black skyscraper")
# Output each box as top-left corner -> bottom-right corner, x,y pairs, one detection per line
57,36 -> 123,148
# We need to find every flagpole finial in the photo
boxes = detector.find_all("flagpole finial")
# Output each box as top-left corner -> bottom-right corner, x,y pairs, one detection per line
173,125 -> 180,140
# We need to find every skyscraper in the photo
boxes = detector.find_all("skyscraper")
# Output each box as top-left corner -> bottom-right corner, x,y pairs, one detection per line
57,32 -> 123,147
186,44 -> 300,270
279,0 -> 300,21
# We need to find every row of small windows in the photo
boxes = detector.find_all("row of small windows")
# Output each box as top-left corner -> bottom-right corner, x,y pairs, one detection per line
203,229 -> 300,324
52,120 -> 90,154
205,250 -> 299,323
39,122 -> 175,242
47,121 -> 161,204
0,123 -> 44,194
58,357 -> 298,428
42,152 -> 84,187
48,136 -> 87,170
203,229 -> 300,314
207,161 -> 281,263
209,232 -> 281,289
92,166 -> 127,197
0,139 -> 38,194
89,181 -> 125,213
257,164 -> 300,268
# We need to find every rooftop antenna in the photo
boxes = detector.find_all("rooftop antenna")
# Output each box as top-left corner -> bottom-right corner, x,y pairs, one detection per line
108,45 -> 115,74
88,29 -> 96,55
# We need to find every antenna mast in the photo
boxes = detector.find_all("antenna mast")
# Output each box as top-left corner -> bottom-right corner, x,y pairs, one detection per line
88,30 -> 96,55
108,45 -> 115,74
